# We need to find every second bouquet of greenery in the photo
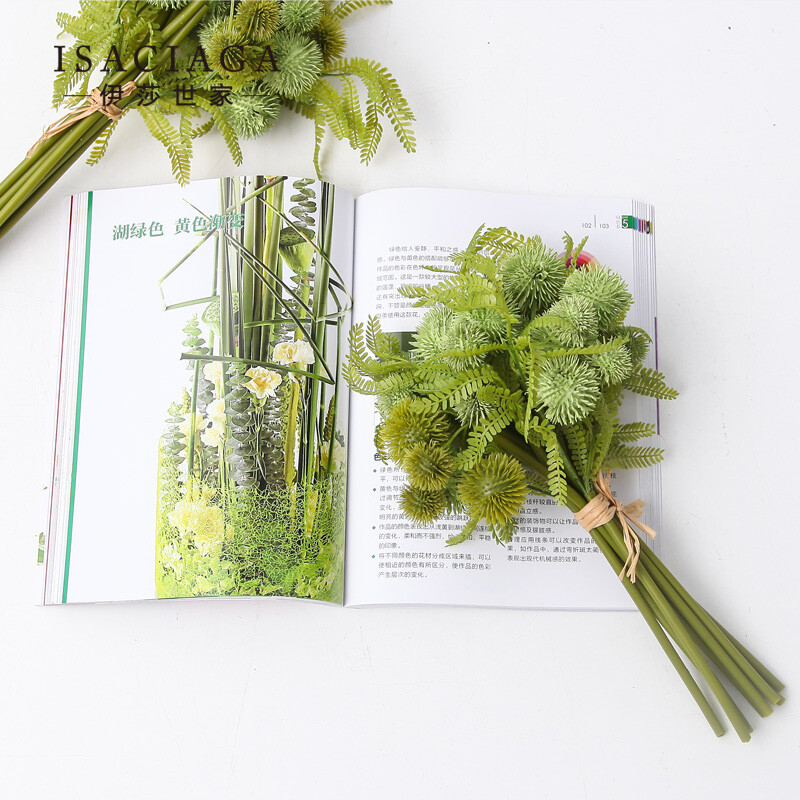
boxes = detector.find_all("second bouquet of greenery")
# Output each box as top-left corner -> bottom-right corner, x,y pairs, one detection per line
156,174 -> 349,602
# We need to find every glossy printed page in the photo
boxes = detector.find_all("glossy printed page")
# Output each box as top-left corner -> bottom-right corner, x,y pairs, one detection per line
46,176 -> 355,604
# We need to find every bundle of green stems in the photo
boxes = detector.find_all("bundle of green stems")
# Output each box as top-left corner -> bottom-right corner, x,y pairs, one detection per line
494,427 -> 784,742
0,2 -> 210,240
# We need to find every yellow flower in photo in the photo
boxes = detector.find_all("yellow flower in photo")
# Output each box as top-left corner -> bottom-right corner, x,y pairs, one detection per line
201,423 -> 225,448
203,361 -> 224,395
244,366 -> 282,400
320,440 -> 346,472
168,486 -> 226,556
206,397 -> 227,426
273,338 -> 315,367
192,505 -> 225,554
178,411 -> 207,438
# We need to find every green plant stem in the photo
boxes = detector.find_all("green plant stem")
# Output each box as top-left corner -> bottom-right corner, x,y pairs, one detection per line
587,515 -> 727,737
0,1 -> 209,238
306,183 -> 335,481
261,181 -> 283,363
492,426 -> 784,741
636,544 -> 785,703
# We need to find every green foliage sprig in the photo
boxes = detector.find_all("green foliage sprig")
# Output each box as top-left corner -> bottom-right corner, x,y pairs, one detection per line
0,0 -> 414,239
346,226 -> 671,526
344,227 -> 785,742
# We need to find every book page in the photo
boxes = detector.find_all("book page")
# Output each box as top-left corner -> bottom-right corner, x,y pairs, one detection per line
43,176 -> 355,604
344,188 -> 660,610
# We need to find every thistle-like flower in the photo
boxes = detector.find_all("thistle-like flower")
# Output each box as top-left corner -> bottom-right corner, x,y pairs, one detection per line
591,346 -> 633,385
222,88 -> 281,139
235,0 -> 281,41
381,398 -> 450,466
464,307 -> 508,342
546,295 -> 599,348
562,265 -> 633,330
404,442 -> 455,492
400,484 -> 447,525
442,313 -> 491,371
262,30 -> 323,98
280,0 -> 324,34
375,386 -> 412,419
310,11 -> 348,65
500,237 -> 566,317
201,22 -> 251,78
458,453 -> 528,527
411,306 -> 454,361
537,355 -> 601,425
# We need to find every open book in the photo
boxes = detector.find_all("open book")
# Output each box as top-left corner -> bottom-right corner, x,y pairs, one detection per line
41,176 -> 659,610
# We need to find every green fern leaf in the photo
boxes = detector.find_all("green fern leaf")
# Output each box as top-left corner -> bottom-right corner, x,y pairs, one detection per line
605,444 -> 664,470
327,57 -> 416,153
624,366 -> 678,400
85,117 -> 121,165
613,422 -> 656,443
455,409 -> 513,471
564,423 -> 589,475
331,0 -> 394,20
446,516 -> 480,547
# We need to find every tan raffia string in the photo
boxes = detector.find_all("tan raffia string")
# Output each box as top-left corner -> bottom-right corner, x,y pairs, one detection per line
26,82 -> 137,158
574,471 -> 658,583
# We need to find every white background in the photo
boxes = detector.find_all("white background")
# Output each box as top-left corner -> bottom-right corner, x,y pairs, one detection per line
1,2 -> 798,797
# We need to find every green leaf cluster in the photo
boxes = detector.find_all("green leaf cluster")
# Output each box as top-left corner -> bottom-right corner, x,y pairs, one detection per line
343,227 -> 677,540
53,1 -> 415,183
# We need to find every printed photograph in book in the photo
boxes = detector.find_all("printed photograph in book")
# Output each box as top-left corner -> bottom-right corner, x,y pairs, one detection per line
154,176 -> 350,602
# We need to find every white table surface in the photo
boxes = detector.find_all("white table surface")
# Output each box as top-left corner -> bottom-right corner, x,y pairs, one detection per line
1,2 -> 797,797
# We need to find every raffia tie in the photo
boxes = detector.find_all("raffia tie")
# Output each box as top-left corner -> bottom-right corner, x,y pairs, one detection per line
26,82 -> 137,158
574,471 -> 658,583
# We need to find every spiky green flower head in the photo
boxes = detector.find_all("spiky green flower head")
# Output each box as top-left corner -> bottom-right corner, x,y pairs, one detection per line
199,19 -> 257,84
411,306 -> 454,361
280,0 -> 324,34
500,237 -> 566,318
145,0 -> 188,7
462,307 -> 507,342
235,0 -> 281,41
262,30 -> 323,99
375,385 -> 413,419
381,398 -> 450,466
545,295 -> 599,348
590,346 -> 633,385
221,86 -> 281,138
400,484 -> 447,525
404,442 -> 455,492
442,312 -> 491,371
458,453 -> 528,527
309,11 -> 348,65
561,265 -> 633,331
537,355 -> 601,425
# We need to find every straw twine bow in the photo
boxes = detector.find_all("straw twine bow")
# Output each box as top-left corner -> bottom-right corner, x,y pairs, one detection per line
26,82 -> 137,158
574,471 -> 658,583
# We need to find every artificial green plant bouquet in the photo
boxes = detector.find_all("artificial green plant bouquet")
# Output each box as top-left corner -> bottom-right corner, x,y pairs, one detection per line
344,226 -> 784,741
0,0 -> 414,239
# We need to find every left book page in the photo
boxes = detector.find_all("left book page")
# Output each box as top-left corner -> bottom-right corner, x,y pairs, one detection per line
41,176 -> 355,605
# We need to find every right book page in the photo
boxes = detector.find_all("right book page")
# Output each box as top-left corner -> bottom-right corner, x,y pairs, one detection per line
344,188 -> 659,610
